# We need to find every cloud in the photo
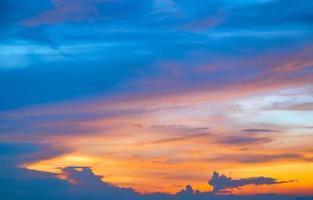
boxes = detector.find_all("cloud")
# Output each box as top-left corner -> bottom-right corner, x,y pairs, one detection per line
218,134 -> 272,146
0,142 -> 68,168
139,133 -> 209,146
181,13 -> 225,32
61,166 -> 139,197
20,0 -> 108,26
1,0 -> 313,197
152,0 -> 181,14
0,166 -> 140,200
242,129 -> 279,133
2,1 -> 313,111
0,165 -> 304,200
61,166 -> 104,186
149,124 -> 209,135
272,103 -> 313,111
222,0 -> 313,28
211,153 -> 306,163
0,0 -> 51,26
208,171 -> 294,192
20,0 -> 156,27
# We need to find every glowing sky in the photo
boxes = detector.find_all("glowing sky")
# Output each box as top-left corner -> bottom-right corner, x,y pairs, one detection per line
1,0 -> 313,196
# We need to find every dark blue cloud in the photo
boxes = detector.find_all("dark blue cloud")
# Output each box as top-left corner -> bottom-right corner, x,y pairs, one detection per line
219,0 -> 313,28
209,172 -> 294,193
0,0 -> 51,26
0,166 -> 301,200
0,142 -> 68,169
0,167 -> 140,200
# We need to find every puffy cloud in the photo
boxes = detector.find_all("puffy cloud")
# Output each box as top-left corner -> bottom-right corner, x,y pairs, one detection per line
0,166 -> 140,200
0,166 -> 301,200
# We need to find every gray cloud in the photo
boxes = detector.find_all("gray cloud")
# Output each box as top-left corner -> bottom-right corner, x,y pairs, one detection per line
149,124 -> 209,135
242,129 -> 279,133
218,135 -> 272,146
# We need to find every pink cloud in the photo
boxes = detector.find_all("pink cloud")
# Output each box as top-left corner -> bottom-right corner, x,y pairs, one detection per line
21,0 -> 109,26
181,12 -> 225,32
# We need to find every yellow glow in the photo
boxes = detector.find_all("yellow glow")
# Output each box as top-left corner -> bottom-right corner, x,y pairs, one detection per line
15,85 -> 313,195
25,154 -> 101,173
24,149 -> 313,194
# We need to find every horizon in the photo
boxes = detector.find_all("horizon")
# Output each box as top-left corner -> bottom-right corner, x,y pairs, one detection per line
1,0 -> 313,199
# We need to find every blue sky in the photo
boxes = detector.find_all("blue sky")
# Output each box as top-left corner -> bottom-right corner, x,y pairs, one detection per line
1,0 -> 312,110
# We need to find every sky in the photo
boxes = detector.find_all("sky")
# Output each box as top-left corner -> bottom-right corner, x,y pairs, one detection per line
1,0 -> 313,198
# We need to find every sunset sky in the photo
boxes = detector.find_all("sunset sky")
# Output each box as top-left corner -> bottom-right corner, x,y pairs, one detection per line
1,0 -> 313,197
